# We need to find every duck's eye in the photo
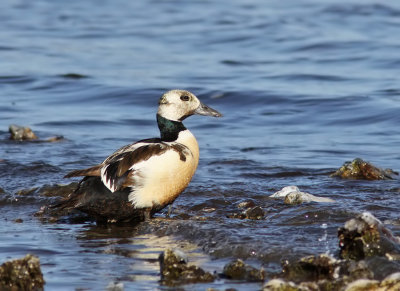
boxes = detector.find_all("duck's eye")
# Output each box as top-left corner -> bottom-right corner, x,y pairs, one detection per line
180,95 -> 190,101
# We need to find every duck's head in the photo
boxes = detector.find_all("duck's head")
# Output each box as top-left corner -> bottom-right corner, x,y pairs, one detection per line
157,90 -> 222,122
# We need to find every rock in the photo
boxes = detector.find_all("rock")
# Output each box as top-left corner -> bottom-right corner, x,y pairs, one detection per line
237,200 -> 256,209
9,124 -> 38,140
343,279 -> 380,291
282,254 -> 339,283
222,259 -> 265,282
338,212 -> 400,260
381,272 -> 400,289
228,206 -> 266,220
0,254 -> 45,290
263,279 -> 300,291
8,124 -> 63,142
270,186 -> 335,204
37,183 -> 79,198
159,249 -> 215,286
330,158 -> 398,180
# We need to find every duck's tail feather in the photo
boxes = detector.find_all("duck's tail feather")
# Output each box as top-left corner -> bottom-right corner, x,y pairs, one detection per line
64,165 -> 102,178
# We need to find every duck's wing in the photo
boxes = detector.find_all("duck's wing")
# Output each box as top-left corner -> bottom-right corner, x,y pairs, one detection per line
65,138 -> 185,193
101,140 -> 170,192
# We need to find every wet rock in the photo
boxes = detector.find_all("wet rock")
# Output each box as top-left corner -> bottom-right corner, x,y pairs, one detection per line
37,183 -> 79,198
9,124 -> 38,140
343,279 -> 380,291
282,254 -> 339,283
338,212 -> 400,260
330,158 -> 398,180
263,279 -> 300,290
159,249 -> 215,286
8,124 -> 63,142
381,272 -> 400,289
228,206 -> 265,220
16,187 -> 38,196
222,259 -> 265,282
16,183 -> 78,199
0,254 -> 45,290
270,186 -> 335,204
237,200 -> 256,209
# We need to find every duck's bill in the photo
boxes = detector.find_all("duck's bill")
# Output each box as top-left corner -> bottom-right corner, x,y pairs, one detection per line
194,102 -> 223,117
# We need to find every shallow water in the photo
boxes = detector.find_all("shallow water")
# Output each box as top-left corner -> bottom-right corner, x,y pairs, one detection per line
1,0 -> 400,289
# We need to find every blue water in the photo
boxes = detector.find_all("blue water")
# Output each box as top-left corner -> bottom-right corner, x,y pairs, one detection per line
1,0 -> 400,289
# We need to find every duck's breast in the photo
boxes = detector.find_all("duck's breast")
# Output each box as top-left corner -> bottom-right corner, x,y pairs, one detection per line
128,131 -> 199,208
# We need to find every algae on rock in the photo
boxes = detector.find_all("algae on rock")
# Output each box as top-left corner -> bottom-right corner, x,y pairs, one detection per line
330,158 -> 398,180
0,254 -> 45,291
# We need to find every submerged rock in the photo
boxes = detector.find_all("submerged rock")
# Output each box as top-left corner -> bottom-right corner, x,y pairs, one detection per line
330,158 -> 398,180
338,212 -> 400,260
9,124 -> 38,140
228,206 -> 266,220
270,186 -> 335,204
8,124 -> 63,142
159,249 -> 215,286
222,259 -> 265,282
0,254 -> 45,290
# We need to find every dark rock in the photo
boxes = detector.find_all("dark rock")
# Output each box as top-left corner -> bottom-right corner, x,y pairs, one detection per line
281,254 -> 339,283
222,259 -> 265,282
159,249 -> 215,286
0,254 -> 45,290
228,206 -> 265,220
244,206 -> 265,220
237,200 -> 256,209
338,212 -> 400,260
16,187 -> 38,196
330,158 -> 398,180
9,124 -> 38,141
37,183 -> 78,198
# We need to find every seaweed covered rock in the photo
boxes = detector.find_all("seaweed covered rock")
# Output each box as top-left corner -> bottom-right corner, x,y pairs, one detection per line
222,259 -> 265,282
159,249 -> 215,286
270,186 -> 335,204
9,124 -> 38,141
0,254 -> 45,290
338,212 -> 400,260
330,158 -> 398,180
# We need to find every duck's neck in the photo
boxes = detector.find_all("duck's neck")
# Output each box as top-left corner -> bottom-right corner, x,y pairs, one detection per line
157,114 -> 187,142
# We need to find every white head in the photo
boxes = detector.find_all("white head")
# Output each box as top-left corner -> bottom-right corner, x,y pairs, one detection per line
157,89 -> 222,122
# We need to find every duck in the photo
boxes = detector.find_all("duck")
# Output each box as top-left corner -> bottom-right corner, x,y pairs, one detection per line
55,89 -> 222,223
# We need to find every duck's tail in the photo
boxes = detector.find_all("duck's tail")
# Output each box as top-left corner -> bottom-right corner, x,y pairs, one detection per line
64,164 -> 102,178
